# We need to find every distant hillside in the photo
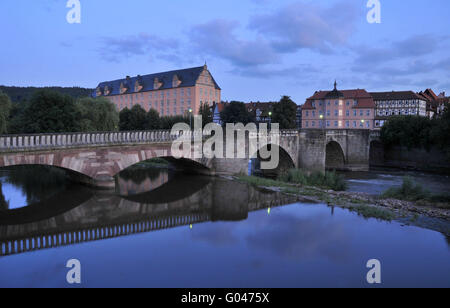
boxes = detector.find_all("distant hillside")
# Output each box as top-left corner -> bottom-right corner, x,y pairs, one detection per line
0,86 -> 94,102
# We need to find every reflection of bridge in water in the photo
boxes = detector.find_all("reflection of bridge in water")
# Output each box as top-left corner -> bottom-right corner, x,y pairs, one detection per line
0,177 -> 297,257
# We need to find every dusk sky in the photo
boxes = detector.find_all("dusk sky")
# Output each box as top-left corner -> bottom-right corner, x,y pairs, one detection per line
0,0 -> 449,104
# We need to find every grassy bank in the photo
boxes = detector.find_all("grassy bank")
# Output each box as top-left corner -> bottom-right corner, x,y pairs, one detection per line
278,169 -> 347,191
382,177 -> 450,209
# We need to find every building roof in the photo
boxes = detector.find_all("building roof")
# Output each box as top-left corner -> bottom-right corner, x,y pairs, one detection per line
213,102 -> 227,113
303,88 -> 374,109
94,65 -> 220,97
370,91 -> 425,101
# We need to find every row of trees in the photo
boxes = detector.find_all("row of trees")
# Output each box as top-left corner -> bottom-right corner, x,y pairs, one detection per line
2,89 -> 119,134
219,96 -> 297,129
0,88 -> 299,135
381,104 -> 450,158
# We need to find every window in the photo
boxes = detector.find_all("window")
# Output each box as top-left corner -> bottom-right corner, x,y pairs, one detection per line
306,111 -> 309,117
327,121 -> 330,127
334,121 -> 338,127
346,101 -> 350,106
312,121 -> 315,127
360,110 -> 363,116
334,110 -> 338,116
353,110 -> 357,116
312,111 -> 316,117
353,121 -> 357,128
327,110 -> 330,116
305,121 -> 309,127
366,110 -> 371,116
346,110 -> 350,117
346,121 -> 350,128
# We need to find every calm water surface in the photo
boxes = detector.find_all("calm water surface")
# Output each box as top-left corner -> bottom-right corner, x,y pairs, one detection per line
0,166 -> 449,288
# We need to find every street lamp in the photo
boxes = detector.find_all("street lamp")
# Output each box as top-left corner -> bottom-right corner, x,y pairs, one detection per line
268,111 -> 272,130
188,108 -> 193,129
319,114 -> 324,129
361,119 -> 365,128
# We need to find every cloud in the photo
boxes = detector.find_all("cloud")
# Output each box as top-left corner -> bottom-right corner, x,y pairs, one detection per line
97,33 -> 179,62
189,19 -> 278,67
248,1 -> 358,54
229,64 -> 319,80
353,35 -> 439,68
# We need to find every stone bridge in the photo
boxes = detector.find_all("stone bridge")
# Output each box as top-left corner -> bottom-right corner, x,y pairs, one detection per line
0,129 -> 381,188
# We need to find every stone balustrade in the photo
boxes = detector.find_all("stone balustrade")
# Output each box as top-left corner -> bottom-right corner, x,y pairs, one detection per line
0,130 -> 203,152
0,129 -> 298,153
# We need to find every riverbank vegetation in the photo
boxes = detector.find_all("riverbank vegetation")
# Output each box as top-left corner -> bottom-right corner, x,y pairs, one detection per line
381,104 -> 450,160
237,169 -> 346,192
278,169 -> 347,191
382,177 -> 450,208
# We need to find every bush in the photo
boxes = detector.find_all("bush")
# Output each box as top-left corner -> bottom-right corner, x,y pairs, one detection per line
279,169 -> 347,191
382,177 -> 430,201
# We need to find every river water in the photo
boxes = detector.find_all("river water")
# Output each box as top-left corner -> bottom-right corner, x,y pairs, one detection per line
0,166 -> 449,288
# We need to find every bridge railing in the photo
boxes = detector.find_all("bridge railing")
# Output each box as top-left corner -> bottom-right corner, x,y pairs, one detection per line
0,129 -> 300,152
0,130 -> 202,152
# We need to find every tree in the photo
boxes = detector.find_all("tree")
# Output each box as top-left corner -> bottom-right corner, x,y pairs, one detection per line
8,100 -> 29,134
76,97 -> 119,132
21,89 -> 80,133
119,105 -> 147,131
272,96 -> 297,129
220,101 -> 255,126
146,109 -> 161,130
0,91 -> 12,134
198,102 -> 213,127
119,108 -> 133,131
159,115 -> 190,129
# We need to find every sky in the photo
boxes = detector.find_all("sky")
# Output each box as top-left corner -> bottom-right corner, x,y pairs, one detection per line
0,0 -> 449,104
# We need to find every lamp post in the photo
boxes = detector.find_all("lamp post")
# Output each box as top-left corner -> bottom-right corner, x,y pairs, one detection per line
361,119 -> 365,129
188,108 -> 193,130
268,111 -> 272,130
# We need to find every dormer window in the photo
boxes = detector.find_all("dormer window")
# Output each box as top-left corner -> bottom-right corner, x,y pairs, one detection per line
172,75 -> 182,88
120,82 -> 129,94
104,86 -> 111,96
135,80 -> 143,92
96,87 -> 103,96
154,78 -> 163,90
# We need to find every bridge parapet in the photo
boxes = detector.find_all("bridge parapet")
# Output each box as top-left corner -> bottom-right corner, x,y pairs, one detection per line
0,130 -> 205,153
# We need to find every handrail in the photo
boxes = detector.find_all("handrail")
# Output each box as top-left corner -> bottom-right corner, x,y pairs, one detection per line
0,129 -> 298,152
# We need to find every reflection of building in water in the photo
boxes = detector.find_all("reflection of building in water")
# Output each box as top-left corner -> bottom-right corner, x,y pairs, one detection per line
116,169 -> 170,196
0,178 -> 297,257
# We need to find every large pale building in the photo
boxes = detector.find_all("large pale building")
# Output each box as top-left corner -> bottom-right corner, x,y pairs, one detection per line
93,65 -> 221,116
302,82 -> 375,130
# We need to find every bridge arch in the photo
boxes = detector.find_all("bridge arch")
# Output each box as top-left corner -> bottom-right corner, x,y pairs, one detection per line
249,144 -> 296,177
325,141 -> 346,170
